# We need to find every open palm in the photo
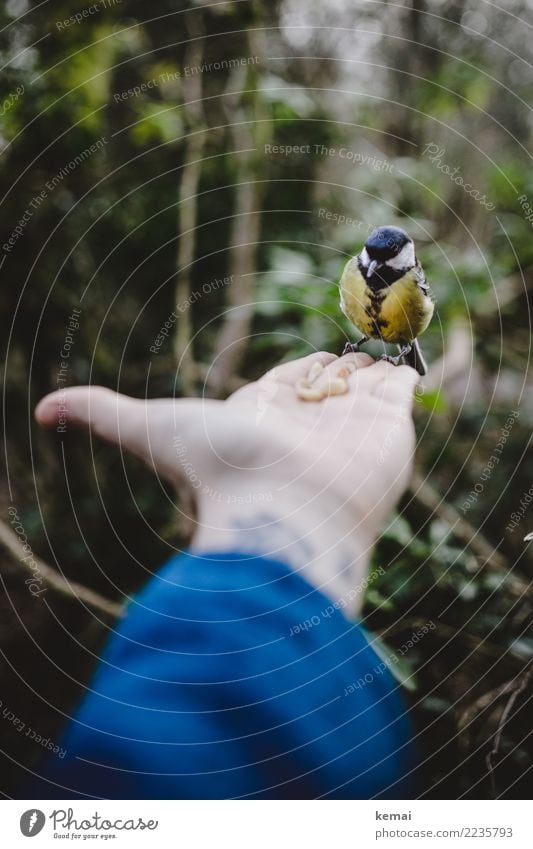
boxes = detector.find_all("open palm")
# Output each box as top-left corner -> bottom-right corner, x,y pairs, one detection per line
36,351 -> 419,606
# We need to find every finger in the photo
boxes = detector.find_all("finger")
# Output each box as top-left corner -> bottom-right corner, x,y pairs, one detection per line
337,351 -> 375,369
35,386 -> 154,472
35,386 -> 180,477
321,360 -> 419,418
263,350 -> 338,386
316,351 -> 374,389
365,361 -> 420,406
34,386 -> 141,444
294,352 -> 375,401
35,386 -> 205,484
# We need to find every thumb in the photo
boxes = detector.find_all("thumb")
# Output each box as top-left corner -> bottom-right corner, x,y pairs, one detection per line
35,386 -> 202,485
35,386 -> 142,445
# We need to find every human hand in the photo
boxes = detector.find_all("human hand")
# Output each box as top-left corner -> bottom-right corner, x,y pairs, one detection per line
35,352 -> 419,610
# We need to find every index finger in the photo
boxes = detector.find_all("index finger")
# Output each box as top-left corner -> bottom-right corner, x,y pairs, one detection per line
366,361 -> 420,407
263,350 -> 338,386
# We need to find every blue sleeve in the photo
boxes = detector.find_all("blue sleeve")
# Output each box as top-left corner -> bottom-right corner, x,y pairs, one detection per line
32,552 -> 418,799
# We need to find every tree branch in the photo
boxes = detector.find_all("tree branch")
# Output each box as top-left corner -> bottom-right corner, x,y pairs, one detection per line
0,517 -> 123,619
486,664 -> 532,796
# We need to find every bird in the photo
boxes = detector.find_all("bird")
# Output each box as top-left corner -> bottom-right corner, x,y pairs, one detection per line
339,225 -> 434,375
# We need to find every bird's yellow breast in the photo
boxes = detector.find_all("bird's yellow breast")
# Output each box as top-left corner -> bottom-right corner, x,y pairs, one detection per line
339,260 -> 434,344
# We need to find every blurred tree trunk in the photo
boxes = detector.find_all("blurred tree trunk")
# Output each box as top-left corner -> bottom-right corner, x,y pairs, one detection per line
207,30 -> 271,397
174,14 -> 206,395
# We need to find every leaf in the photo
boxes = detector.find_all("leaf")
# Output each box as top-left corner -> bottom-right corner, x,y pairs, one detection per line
364,588 -> 395,612
418,388 -> 447,413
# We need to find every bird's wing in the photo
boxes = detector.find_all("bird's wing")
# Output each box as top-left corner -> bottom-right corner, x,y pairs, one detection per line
338,258 -> 357,320
414,261 -> 430,296
339,289 -> 351,320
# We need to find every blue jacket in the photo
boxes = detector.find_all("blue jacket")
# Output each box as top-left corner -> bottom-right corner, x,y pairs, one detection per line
33,552 -> 417,799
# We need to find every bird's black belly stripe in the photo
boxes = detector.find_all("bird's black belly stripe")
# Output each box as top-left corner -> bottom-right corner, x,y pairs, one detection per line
365,287 -> 388,334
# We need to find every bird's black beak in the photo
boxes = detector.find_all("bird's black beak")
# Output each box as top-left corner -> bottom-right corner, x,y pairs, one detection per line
366,259 -> 381,279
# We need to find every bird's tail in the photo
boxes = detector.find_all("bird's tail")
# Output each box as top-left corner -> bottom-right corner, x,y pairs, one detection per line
403,339 -> 428,376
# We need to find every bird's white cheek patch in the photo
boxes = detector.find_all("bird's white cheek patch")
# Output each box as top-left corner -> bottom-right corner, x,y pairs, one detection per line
386,241 -> 415,270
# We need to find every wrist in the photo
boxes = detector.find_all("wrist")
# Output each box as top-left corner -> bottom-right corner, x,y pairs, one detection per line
191,473 -> 374,614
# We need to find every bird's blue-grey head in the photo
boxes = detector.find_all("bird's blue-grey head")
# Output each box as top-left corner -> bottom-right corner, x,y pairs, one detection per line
360,226 -> 415,280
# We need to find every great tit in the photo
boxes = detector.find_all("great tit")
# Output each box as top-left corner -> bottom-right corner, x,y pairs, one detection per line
339,225 -> 434,375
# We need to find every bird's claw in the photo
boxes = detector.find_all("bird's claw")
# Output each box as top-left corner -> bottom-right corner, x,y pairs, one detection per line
379,354 -> 402,366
